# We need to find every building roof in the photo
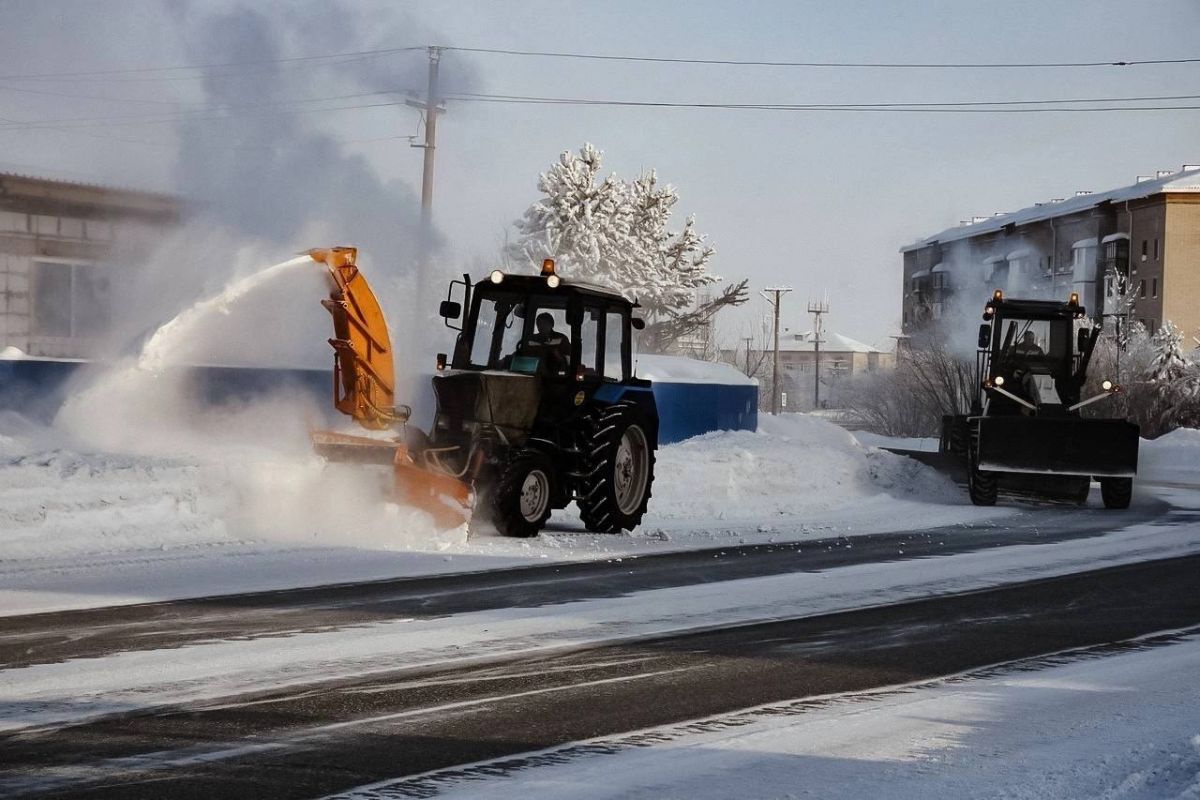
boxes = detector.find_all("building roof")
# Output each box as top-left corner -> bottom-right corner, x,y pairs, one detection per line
901,166 -> 1200,253
0,171 -> 179,222
776,331 -> 879,354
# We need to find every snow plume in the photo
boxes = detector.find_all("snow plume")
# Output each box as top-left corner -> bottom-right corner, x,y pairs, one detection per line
932,235 -> 1054,357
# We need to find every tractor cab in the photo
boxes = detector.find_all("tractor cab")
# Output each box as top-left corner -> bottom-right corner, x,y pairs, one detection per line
442,263 -> 640,385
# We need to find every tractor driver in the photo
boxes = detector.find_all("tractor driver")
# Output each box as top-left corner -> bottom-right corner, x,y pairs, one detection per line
523,312 -> 571,374
1011,330 -> 1045,406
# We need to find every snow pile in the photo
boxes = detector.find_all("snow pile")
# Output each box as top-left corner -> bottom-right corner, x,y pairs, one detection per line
0,408 -> 458,564
652,414 -> 959,523
635,354 -> 755,385
1140,427 -> 1200,486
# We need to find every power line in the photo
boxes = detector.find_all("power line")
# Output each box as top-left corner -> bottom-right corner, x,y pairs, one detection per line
8,88 -> 1200,134
0,46 -> 426,82
447,90 -> 1200,109
445,92 -> 1200,114
0,90 -> 420,131
444,45 -> 1200,70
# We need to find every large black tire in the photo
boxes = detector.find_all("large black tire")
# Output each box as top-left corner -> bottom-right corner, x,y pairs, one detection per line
1067,476 -> 1092,506
967,428 -> 998,506
1099,476 -> 1133,509
578,403 -> 656,533
489,449 -> 555,537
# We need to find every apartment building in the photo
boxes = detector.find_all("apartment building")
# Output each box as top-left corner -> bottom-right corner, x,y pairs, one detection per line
900,166 -> 1200,338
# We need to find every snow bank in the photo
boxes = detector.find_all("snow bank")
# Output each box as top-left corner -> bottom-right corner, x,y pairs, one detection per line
1140,427 -> 1200,486
651,414 -> 958,523
0,409 -> 967,613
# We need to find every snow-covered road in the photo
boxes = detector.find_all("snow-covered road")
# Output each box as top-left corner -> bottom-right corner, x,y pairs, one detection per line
358,632 -> 1200,800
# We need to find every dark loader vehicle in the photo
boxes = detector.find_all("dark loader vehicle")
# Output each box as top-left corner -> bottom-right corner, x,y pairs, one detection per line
940,289 -> 1139,508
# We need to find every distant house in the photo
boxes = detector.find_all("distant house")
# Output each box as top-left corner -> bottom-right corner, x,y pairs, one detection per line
720,330 -> 893,410
900,165 -> 1200,336
0,172 -> 179,360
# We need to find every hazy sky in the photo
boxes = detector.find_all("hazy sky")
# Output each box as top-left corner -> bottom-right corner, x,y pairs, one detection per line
1,0 -> 1197,346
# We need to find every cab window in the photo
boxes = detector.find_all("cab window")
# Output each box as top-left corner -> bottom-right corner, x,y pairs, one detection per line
604,311 -> 626,381
579,305 -> 602,377
469,295 -> 524,369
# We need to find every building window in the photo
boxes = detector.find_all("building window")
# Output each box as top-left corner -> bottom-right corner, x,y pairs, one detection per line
1154,239 -> 1159,260
1139,279 -> 1146,298
1152,278 -> 1158,298
1141,240 -> 1148,258
32,260 -> 110,338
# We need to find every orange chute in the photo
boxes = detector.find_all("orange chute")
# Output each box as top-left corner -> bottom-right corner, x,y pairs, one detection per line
309,246 -> 408,430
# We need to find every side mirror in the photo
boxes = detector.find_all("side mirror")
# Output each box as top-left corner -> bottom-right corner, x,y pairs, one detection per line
977,324 -> 991,350
631,317 -> 646,331
1077,328 -> 1090,353
439,300 -> 461,320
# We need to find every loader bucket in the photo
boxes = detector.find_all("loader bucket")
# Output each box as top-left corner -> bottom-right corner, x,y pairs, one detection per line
976,416 -> 1139,477
308,247 -> 409,430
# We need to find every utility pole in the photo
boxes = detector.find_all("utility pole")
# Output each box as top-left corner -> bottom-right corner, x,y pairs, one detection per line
742,336 -> 754,377
808,297 -> 830,410
760,287 -> 792,415
406,46 -> 444,322
417,45 -> 442,227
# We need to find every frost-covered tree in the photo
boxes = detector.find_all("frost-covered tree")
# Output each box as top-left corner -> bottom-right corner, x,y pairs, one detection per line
1086,320 -> 1200,437
510,143 -> 746,353
1150,321 -> 1189,383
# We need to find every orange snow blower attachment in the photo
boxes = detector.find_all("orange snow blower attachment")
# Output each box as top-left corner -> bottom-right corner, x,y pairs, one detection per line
307,247 -> 472,530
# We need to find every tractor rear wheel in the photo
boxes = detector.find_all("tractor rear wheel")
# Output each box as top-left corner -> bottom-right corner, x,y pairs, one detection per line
490,449 -> 555,537
967,429 -> 998,506
578,403 -> 656,533
1099,476 -> 1133,509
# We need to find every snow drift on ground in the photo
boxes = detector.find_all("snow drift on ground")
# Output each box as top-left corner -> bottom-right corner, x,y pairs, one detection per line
652,414 -> 958,523
0,410 -> 957,561
1141,427 -> 1200,486
0,403 -> 976,613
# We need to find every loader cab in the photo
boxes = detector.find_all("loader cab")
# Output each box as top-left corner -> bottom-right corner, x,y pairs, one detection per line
977,291 -> 1092,414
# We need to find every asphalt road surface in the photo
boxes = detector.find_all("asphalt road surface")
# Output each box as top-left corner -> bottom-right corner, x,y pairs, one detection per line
3,545 -> 1199,799
0,497 -> 1177,671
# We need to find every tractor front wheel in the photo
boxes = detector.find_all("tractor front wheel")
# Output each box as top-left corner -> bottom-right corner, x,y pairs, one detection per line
1099,476 -> 1133,509
490,449 -> 555,537
578,403 -> 656,533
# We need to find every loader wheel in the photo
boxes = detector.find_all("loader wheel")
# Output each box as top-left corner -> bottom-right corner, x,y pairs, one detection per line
1100,477 -> 1133,510
490,450 -> 554,538
578,403 -> 656,533
1067,476 -> 1092,506
967,431 -> 998,507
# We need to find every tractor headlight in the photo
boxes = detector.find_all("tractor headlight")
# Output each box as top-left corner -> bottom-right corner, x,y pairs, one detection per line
993,375 -> 1005,387
1102,379 -> 1114,391
489,270 -> 505,284
546,274 -> 561,288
